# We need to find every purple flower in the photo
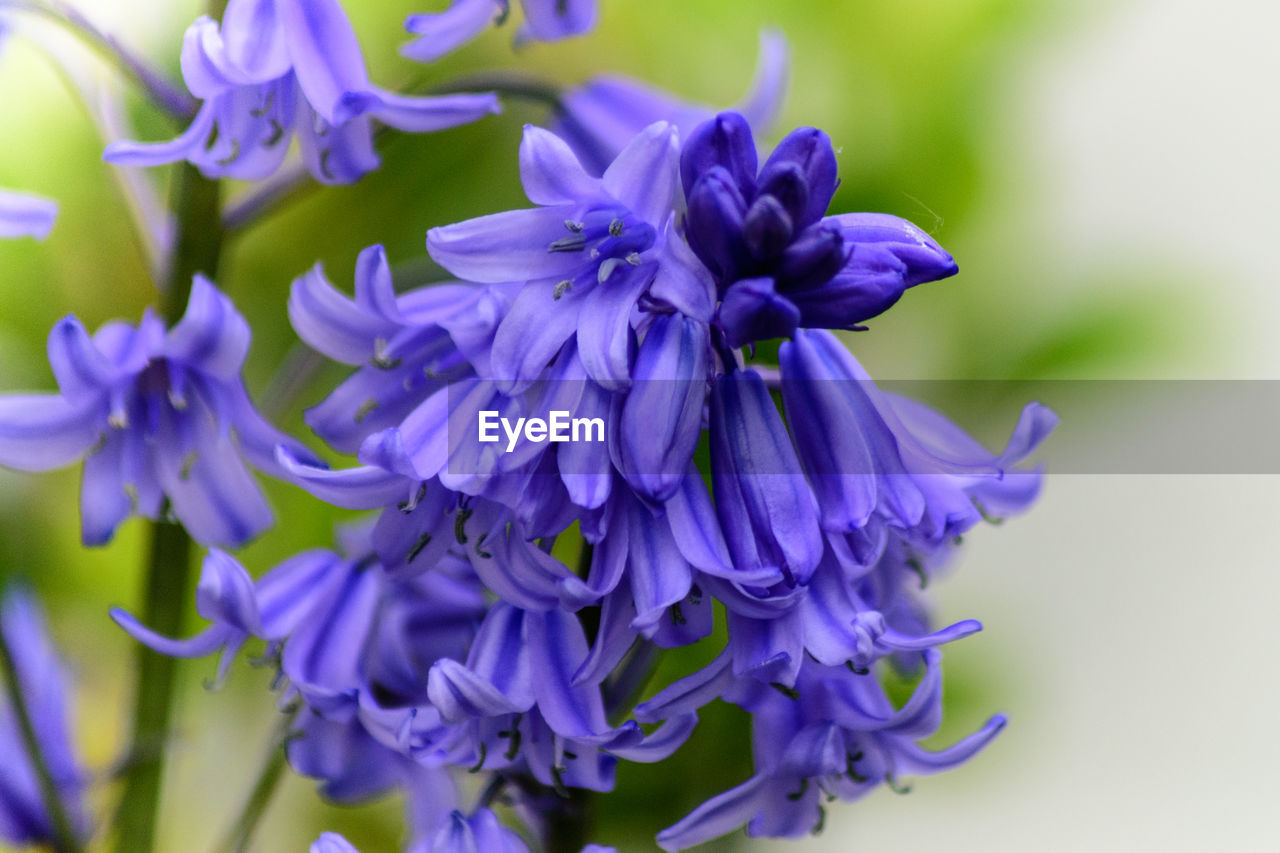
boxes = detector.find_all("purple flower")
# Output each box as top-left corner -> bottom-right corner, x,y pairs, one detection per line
551,31 -> 789,175
0,277 -> 318,546
0,587 -> 89,848
403,0 -> 597,63
644,655 -> 1006,851
680,112 -> 959,347
778,328 -> 1056,548
311,833 -> 359,853
425,808 -> 529,853
289,244 -> 487,453
0,190 -> 57,240
427,122 -> 680,393
105,0 -> 500,184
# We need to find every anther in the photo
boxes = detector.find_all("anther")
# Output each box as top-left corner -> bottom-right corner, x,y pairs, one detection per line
564,219 -> 584,233
407,531 -> 432,563
553,280 -> 573,300
548,235 -> 587,253
608,218 -> 624,237
625,252 -> 641,266
354,399 -> 379,423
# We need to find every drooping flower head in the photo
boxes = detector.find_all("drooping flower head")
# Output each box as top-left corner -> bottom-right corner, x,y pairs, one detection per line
0,277 -> 318,546
105,0 -> 500,184
681,111 -> 960,347
0,190 -> 57,240
0,586 -> 90,848
403,0 -> 597,63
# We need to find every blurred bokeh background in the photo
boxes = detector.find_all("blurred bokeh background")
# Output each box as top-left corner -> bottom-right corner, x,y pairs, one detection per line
1,0 -> 1277,850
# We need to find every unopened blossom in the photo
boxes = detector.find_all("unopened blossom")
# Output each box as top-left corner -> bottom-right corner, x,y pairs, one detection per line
404,0 -> 597,62
681,111 -> 959,347
0,190 -> 56,239
0,587 -> 90,848
0,277 -> 317,546
106,0 -> 500,184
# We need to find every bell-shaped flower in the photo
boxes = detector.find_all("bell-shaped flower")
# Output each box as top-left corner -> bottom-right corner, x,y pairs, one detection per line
680,112 -> 959,347
403,0 -> 596,63
709,369 -> 823,586
552,31 -> 789,175
105,0 -> 500,184
0,190 -> 56,239
289,243 -> 485,453
649,656 -> 1006,851
0,277 -> 319,546
779,328 -> 1056,548
0,587 -> 90,849
427,122 -> 680,393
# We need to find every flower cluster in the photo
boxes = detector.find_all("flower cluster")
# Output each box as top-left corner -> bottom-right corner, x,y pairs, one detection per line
113,113 -> 1053,850
0,2 -> 1054,851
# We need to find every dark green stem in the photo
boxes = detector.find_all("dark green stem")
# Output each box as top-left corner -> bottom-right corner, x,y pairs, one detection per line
543,787 -> 595,853
113,165 -> 223,853
0,0 -> 197,120
0,618 -> 83,853
211,706 -> 298,853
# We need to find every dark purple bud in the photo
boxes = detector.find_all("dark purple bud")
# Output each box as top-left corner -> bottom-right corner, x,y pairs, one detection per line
680,112 -> 758,202
775,222 -> 846,291
754,161 -> 810,231
685,167 -> 749,281
786,242 -> 910,329
718,277 -> 800,349
619,313 -> 710,502
832,212 -> 958,287
743,194 -> 795,261
759,127 -> 837,229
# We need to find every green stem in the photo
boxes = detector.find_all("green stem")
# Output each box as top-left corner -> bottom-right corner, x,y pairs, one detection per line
113,164 -> 223,853
0,617 -> 83,853
543,787 -> 595,853
210,705 -> 298,853
0,0 -> 197,120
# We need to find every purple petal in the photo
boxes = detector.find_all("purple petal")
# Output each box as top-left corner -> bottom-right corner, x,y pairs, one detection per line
164,276 -> 250,380
344,87 -> 500,133
490,280 -> 585,394
519,124 -> 602,206
276,446 -> 408,510
575,263 -> 652,391
0,190 -> 57,239
0,395 -> 99,472
288,260 -> 400,365
103,103 -> 216,168
109,608 -> 235,659
602,121 -> 679,226
180,11 -> 289,97
518,0 -> 597,42
428,206 -> 585,284
195,549 -> 264,635
648,217 -> 717,322
80,433 -> 130,546
310,833 -> 360,853
656,775 -> 768,853
276,0 -> 369,122
680,112 -> 758,202
528,608 -> 611,739
760,127 -> 838,229
402,0 -> 502,63
47,316 -> 118,400
619,313 -> 708,501
892,714 -> 1008,774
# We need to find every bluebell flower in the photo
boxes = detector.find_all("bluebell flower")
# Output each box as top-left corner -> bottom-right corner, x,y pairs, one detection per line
551,31 -> 789,175
0,190 -> 56,239
404,0 -> 596,63
424,808 -> 529,853
680,111 -> 959,347
642,654 -> 1006,851
0,587 -> 89,848
105,0 -> 500,184
427,122 -> 680,392
0,276 -> 320,546
778,328 -> 1056,547
289,244 -> 487,454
